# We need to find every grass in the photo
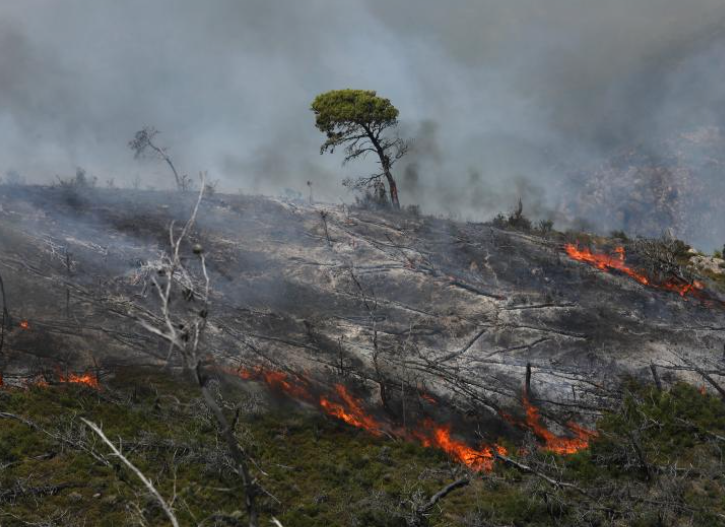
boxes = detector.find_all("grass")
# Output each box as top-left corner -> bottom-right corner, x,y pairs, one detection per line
2,371 -> 725,526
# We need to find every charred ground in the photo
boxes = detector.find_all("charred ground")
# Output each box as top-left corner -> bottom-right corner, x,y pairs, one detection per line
1,184 -> 725,525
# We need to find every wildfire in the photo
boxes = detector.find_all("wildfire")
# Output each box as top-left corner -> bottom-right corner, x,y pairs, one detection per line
417,420 -> 507,471
564,244 -> 706,298
57,369 -> 101,390
30,376 -> 49,388
522,394 -> 596,454
233,366 -> 384,437
232,365 -> 583,471
4,369 -> 101,390
320,385 -> 384,437
232,366 -> 314,401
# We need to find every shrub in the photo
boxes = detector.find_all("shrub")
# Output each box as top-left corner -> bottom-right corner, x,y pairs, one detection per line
492,199 -> 538,232
535,219 -> 554,235
611,229 -> 629,241
351,180 -> 391,210
55,167 -> 98,189
633,234 -> 693,283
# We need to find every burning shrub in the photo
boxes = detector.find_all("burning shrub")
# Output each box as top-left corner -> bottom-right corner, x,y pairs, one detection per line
4,373 -> 725,526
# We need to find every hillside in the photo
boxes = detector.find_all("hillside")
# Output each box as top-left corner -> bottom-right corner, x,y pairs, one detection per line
1,185 -> 725,525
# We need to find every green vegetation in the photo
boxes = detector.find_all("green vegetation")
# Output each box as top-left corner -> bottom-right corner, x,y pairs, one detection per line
491,200 -> 554,236
2,372 -> 725,526
311,89 -> 407,208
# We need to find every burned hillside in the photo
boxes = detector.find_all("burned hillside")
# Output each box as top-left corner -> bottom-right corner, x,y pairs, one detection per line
1,185 -> 724,435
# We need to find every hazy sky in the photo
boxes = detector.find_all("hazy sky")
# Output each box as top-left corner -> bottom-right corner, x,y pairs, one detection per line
2,0 -> 725,218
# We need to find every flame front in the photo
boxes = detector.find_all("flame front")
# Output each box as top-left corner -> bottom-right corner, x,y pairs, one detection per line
233,366 -> 521,471
57,370 -> 101,390
522,394 -> 596,454
564,244 -> 649,285
417,420 -> 507,471
320,385 -> 384,437
564,243 -> 706,298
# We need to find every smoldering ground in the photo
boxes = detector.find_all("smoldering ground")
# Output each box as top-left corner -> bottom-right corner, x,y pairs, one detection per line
2,1 -> 725,245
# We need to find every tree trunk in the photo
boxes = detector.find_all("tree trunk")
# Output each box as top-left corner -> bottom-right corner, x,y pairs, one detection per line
193,367 -> 259,527
384,168 -> 400,209
365,127 -> 401,209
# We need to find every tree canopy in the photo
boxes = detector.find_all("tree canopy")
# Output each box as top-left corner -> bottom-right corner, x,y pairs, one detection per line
311,89 -> 407,208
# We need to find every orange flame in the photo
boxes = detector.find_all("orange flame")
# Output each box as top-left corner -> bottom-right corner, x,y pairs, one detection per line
232,365 -> 511,470
233,365 -> 596,468
320,384 -> 384,437
260,369 -> 314,401
19,320 -> 29,330
29,376 -> 49,388
231,366 -> 314,402
522,394 -> 596,454
417,419 -> 507,471
58,370 -> 101,390
564,244 -> 706,298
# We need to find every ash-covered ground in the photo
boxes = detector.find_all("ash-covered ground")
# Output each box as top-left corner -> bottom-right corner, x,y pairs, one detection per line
1,185 -> 724,442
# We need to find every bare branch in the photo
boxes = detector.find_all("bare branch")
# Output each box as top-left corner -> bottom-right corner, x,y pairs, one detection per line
81,418 -> 181,527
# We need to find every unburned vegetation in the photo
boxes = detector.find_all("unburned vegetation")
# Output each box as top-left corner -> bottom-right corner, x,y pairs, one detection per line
2,370 -> 725,526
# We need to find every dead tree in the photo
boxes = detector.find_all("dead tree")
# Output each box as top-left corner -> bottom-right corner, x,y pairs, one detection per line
129,127 -> 190,191
634,234 -> 693,284
135,173 -> 263,527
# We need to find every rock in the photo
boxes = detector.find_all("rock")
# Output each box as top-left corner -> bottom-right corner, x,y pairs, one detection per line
690,255 -> 725,275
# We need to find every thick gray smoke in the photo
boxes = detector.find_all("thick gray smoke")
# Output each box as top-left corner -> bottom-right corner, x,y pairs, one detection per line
2,1 -> 725,242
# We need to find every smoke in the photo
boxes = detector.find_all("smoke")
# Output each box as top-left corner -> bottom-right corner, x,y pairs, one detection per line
2,1 -> 725,244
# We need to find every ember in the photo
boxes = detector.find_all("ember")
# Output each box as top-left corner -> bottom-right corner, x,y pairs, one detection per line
18,320 -> 29,330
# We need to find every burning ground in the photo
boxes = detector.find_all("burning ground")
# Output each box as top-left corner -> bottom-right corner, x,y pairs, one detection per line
2,185 -> 725,525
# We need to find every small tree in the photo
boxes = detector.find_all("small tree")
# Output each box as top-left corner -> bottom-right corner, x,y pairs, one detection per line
311,89 -> 408,208
129,126 -> 189,190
